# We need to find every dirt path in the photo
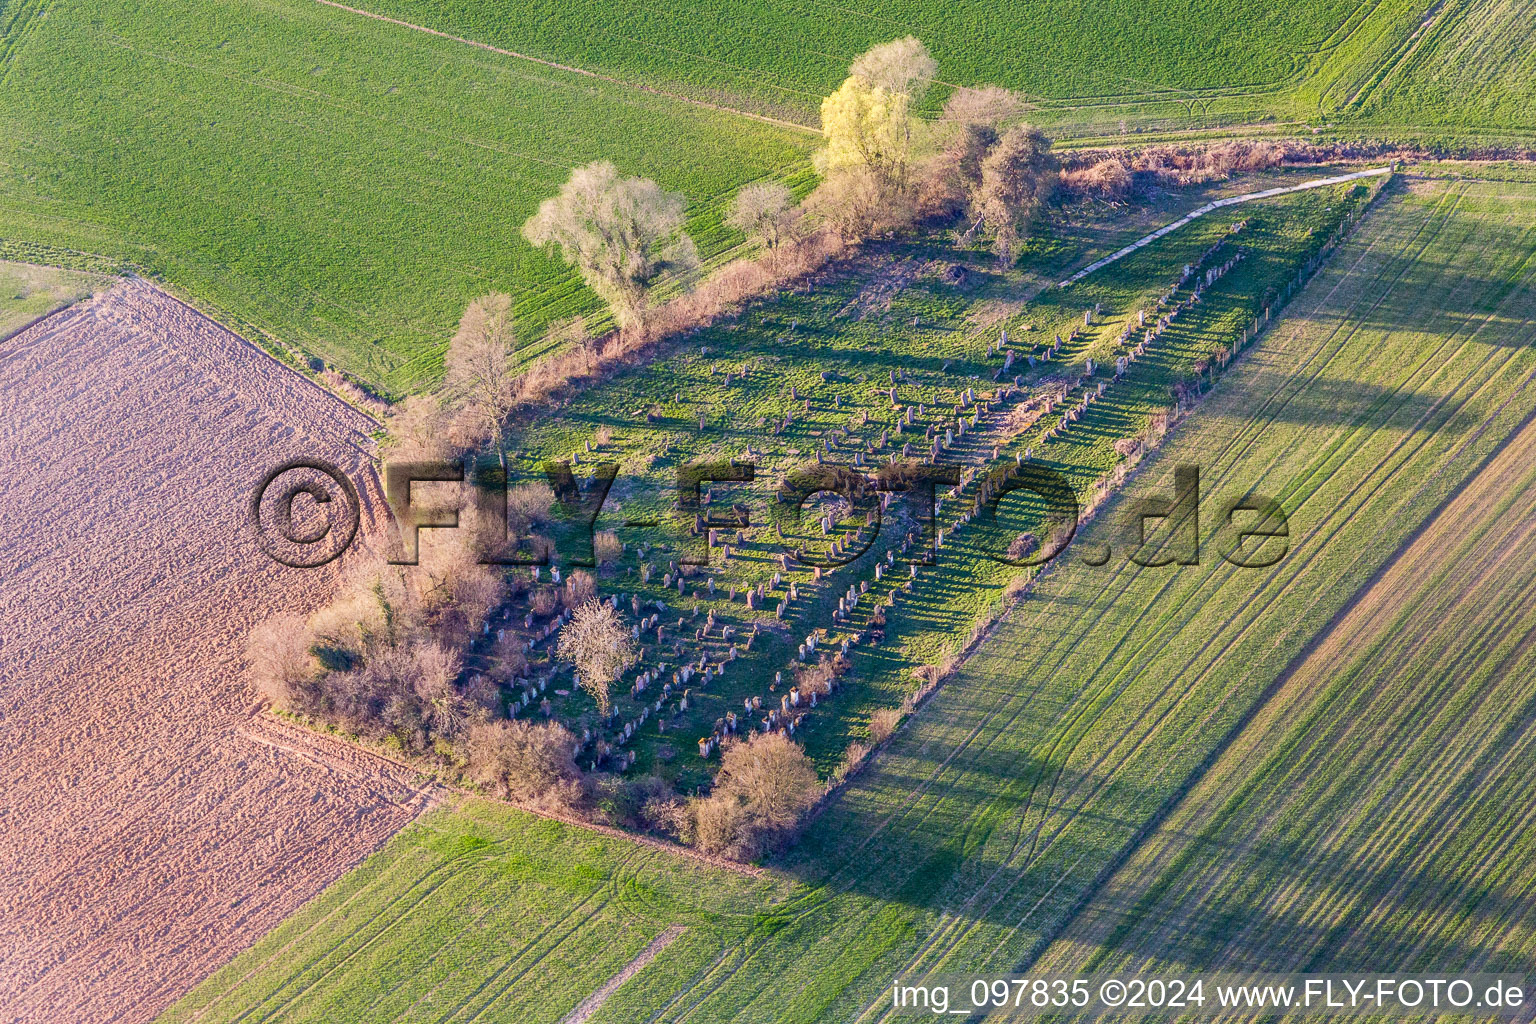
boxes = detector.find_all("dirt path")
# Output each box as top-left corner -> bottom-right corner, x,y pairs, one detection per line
0,278 -> 421,1024
558,925 -> 687,1024
312,0 -> 820,136
1057,166 -> 1393,287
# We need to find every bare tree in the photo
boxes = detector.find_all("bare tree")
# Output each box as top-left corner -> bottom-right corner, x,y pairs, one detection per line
972,125 -> 1058,262
804,165 -> 886,242
727,182 -> 798,268
465,719 -> 581,804
556,598 -> 636,715
247,613 -> 316,708
544,315 -> 596,372
522,161 -> 700,330
444,292 -> 518,470
849,36 -> 936,101
383,394 -> 457,464
941,85 -> 1026,128
921,121 -> 998,218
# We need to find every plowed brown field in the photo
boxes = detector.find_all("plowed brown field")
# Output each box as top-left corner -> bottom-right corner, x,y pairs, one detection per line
0,278 -> 428,1024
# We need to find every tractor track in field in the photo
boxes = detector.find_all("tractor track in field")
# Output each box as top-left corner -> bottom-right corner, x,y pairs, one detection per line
849,182 -> 1469,1004
847,178 -> 1536,1019
312,0 -> 820,136
669,178 -> 1419,1013
953,184 -> 1536,973
910,181 -> 1536,981
663,174 -> 1423,1022
559,924 -> 688,1024
1044,398 -> 1536,976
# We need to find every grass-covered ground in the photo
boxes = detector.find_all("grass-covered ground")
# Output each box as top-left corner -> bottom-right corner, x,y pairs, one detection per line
1036,385 -> 1536,982
2,0 -> 1528,399
158,176 -> 1536,1023
353,0 -> 1536,141
0,0 -> 811,394
0,260 -> 105,336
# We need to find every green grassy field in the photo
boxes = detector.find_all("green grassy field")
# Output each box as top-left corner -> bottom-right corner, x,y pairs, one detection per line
3,0 -> 1528,400
356,0 -> 1536,141
0,260 -> 105,336
158,176 -> 1536,1022
1335,0 -> 1536,141
1035,397 -> 1536,983
0,0 -> 812,394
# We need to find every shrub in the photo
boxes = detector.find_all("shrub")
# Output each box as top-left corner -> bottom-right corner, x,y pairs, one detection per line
489,633 -> 528,682
868,706 -> 902,744
692,732 -> 821,859
564,569 -> 597,607
530,586 -> 560,617
464,719 -> 581,806
505,481 -> 554,533
247,613 -> 318,710
593,531 -> 623,566
556,598 -> 637,715
795,656 -> 837,697
1007,533 -> 1038,560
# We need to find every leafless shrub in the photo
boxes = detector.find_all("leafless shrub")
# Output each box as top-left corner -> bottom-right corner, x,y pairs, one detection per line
563,569 -> 597,607
247,613 -> 318,709
505,481 -> 555,533
593,530 -> 623,566
795,656 -> 838,697
545,315 -> 596,370
464,719 -> 582,805
1007,533 -> 1038,561
592,423 -> 613,447
728,182 -> 800,268
829,740 -> 870,787
692,732 -> 821,859
489,632 -> 529,681
941,85 -> 1026,128
1061,157 -> 1132,198
530,586 -> 560,618
383,394 -> 461,464
868,706 -> 902,744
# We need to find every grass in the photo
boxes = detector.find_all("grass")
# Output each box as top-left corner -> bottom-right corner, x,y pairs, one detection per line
1035,390 -> 1536,981
1357,0 -> 1536,143
157,174 -> 1536,1023
0,0 -> 813,395
0,260 -> 105,336
350,0 -> 1536,140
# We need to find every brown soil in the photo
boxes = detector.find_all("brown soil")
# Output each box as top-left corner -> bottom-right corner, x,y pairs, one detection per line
0,278 -> 428,1024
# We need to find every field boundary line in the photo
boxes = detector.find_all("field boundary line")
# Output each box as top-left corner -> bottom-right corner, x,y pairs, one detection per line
1057,166 -> 1393,287
558,925 -> 687,1024
312,0 -> 820,136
